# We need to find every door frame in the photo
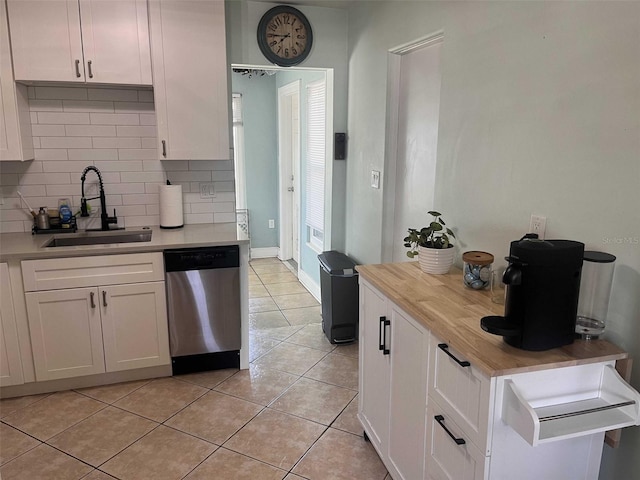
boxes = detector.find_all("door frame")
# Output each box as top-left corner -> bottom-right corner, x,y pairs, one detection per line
277,80 -> 301,264
381,33 -> 444,263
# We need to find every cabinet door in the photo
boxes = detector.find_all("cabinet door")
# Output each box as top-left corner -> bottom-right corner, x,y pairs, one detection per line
1,0 -> 33,162
26,288 -> 105,381
7,0 -> 84,82
388,306 -> 429,480
79,0 -> 151,85
358,280 -> 391,455
0,263 -> 23,386
149,0 -> 231,160
100,282 -> 170,372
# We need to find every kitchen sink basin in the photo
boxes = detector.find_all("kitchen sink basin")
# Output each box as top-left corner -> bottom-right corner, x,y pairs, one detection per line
43,230 -> 152,247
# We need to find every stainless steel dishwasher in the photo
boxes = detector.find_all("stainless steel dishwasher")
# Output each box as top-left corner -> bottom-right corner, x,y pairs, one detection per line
164,246 -> 241,374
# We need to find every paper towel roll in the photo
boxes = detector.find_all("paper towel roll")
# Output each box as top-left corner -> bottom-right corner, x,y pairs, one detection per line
159,184 -> 184,228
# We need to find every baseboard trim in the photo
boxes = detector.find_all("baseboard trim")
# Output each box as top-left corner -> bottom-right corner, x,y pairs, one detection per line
298,268 -> 321,303
251,247 -> 280,259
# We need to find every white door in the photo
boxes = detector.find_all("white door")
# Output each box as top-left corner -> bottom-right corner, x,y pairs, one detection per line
26,287 -> 105,381
7,0 -> 85,82
278,81 -> 301,265
100,282 -> 170,372
384,37 -> 443,262
79,0 -> 152,85
0,264 -> 23,387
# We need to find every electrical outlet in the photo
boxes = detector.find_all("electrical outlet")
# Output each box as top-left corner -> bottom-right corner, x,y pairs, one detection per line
200,182 -> 215,198
371,170 -> 380,189
530,214 -> 547,239
268,219 -> 275,229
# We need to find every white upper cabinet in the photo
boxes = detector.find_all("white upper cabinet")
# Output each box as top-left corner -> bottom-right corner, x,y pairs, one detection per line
149,0 -> 231,160
7,0 -> 151,85
0,0 -> 33,161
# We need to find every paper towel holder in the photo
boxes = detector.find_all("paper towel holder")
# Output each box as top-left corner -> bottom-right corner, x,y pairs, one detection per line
160,180 -> 184,229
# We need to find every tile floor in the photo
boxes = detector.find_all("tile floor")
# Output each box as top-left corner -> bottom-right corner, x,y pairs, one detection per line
0,258 -> 389,480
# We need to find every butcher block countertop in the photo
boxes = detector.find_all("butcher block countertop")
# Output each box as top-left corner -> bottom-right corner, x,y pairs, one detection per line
356,262 -> 628,377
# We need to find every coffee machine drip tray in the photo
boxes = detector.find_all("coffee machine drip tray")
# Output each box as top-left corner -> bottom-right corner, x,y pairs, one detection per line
481,316 -> 521,337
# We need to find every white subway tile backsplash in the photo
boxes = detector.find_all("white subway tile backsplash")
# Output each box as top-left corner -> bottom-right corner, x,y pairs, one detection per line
92,137 -> 142,149
90,113 -> 140,126
0,86 -> 235,233
40,137 -> 93,149
88,88 -> 138,102
35,86 -> 87,100
38,112 -> 90,125
116,125 -> 156,137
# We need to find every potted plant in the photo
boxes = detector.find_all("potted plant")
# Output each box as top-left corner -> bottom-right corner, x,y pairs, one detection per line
404,210 -> 457,274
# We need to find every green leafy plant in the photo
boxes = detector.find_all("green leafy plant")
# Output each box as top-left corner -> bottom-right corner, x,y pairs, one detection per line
404,210 -> 456,258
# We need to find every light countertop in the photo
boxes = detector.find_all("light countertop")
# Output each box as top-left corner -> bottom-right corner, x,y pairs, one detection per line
357,262 -> 627,377
0,223 -> 249,261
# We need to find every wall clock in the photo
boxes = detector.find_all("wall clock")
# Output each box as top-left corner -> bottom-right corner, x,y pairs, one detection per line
257,5 -> 313,67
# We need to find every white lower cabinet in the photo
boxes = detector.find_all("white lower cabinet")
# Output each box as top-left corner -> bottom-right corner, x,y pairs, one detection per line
0,263 -> 24,386
359,279 -> 428,480
22,253 -> 170,382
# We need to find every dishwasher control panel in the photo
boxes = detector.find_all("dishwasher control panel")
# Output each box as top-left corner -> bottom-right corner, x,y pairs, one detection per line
164,245 -> 240,272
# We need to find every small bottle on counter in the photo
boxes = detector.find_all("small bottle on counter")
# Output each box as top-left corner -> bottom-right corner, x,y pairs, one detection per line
58,198 -> 73,228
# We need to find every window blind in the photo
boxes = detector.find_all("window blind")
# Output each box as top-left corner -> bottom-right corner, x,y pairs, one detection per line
306,80 -> 326,235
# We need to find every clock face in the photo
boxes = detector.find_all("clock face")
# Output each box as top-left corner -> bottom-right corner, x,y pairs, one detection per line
257,6 -> 313,67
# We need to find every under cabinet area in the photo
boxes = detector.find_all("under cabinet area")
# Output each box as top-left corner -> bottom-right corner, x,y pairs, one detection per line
22,253 -> 170,382
6,0 -> 151,84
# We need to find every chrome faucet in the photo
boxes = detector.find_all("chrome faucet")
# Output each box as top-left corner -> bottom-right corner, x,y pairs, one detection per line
80,165 -> 118,231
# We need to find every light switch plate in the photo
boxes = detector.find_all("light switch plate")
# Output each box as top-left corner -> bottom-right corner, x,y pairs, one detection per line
200,182 -> 215,198
371,170 -> 380,189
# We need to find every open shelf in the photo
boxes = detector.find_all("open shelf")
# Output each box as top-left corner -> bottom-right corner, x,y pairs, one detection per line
503,365 -> 640,446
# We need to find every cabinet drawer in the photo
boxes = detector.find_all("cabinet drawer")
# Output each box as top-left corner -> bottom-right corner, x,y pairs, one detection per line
425,399 -> 488,480
428,334 -> 493,455
22,253 -> 164,292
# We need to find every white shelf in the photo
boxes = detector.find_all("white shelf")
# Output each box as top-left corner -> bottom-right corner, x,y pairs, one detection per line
503,365 -> 640,446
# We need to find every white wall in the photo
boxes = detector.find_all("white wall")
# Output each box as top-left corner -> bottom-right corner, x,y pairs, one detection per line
345,2 -> 640,478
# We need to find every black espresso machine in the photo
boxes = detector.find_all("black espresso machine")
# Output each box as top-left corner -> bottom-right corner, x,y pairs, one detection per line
481,236 -> 584,351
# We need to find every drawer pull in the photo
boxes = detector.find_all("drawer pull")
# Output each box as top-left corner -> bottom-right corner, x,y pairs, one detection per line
75,59 -> 81,77
90,291 -> 95,309
379,316 -> 385,351
383,318 -> 390,355
438,343 -> 470,368
435,415 -> 466,445
162,140 -> 167,157
102,290 -> 108,307
87,60 -> 93,78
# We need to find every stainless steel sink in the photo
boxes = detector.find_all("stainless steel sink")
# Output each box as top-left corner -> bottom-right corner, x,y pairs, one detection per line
43,230 -> 152,247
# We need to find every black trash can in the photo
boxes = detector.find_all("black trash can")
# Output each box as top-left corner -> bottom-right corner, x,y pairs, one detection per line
318,251 -> 359,344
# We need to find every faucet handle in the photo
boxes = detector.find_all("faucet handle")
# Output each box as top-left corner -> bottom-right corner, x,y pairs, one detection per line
108,209 -> 118,225
80,198 -> 90,217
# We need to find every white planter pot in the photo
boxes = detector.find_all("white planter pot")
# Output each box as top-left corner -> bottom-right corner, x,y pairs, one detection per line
418,246 -> 455,274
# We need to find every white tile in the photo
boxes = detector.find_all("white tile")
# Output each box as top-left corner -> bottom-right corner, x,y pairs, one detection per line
40,137 -> 93,149
34,149 -> 69,161
137,90 -> 154,102
118,149 -> 156,160
29,99 -> 63,112
144,183 -> 163,194
20,173 -> 71,185
90,113 -> 140,125
2,185 -> 46,196
0,209 -> 32,221
120,171 -> 165,183
87,88 -> 138,102
211,171 -> 235,182
35,86 -> 87,100
185,213 -> 214,224
121,193 -> 159,205
124,215 -> 159,227
38,112 -> 90,125
212,192 -> 236,202
31,125 -> 66,137
30,112 -> 38,124
139,114 -> 156,125
92,137 -> 141,149
214,181 -> 235,192
142,160 -> 164,171
103,183 -> 145,194
68,149 -> 118,161
141,137 -> 157,149
167,171 -> 212,182
32,137 -> 41,149
93,160 -> 143,172
115,205 -> 147,216
114,102 -> 154,114
146,204 -> 159,215
45,184 -> 81,197
182,203 -> 191,214
96,172 -> 121,184
66,125 -> 116,137
214,212 -> 236,223
188,182 -> 201,193
116,126 -> 156,137
189,160 -> 234,171
183,193 -> 214,204
43,161 -> 92,173
190,202 -> 235,214
159,160 -> 189,171
0,221 -> 26,233
63,100 -> 114,112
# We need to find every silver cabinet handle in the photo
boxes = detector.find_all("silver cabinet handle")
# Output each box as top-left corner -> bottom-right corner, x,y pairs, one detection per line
90,291 -> 96,309
102,290 -> 107,307
75,59 -> 81,78
162,140 -> 167,158
87,60 -> 93,78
